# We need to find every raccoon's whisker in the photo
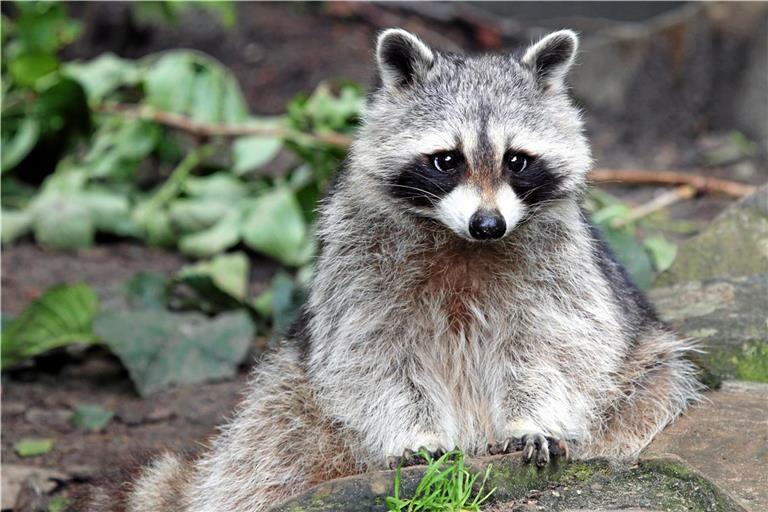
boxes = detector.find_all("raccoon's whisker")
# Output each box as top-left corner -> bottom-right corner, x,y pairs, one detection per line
389,184 -> 441,204
415,173 -> 450,196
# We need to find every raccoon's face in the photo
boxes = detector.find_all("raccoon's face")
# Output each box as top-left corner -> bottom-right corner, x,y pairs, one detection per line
355,29 -> 591,241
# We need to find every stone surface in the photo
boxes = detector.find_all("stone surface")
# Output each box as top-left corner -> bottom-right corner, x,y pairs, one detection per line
646,381 -> 768,512
570,2 -> 768,153
651,185 -> 768,383
271,454 -> 743,512
655,185 -> 768,286
270,383 -> 766,512
650,275 -> 768,382
1,464 -> 69,509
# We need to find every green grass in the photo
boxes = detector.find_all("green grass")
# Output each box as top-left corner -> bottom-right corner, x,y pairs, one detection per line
386,449 -> 496,512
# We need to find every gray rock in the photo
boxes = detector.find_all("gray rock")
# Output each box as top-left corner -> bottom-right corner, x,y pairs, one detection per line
655,185 -> 768,286
651,185 -> 768,382
646,381 -> 768,512
570,3 -> 768,154
1,465 -> 68,509
268,384 -> 767,512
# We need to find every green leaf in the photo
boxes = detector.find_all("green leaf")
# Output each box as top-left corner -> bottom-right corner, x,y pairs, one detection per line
122,272 -> 169,310
94,309 -> 254,396
591,204 -> 631,225
232,135 -> 282,175
143,53 -> 196,113
8,52 -> 59,87
14,438 -> 54,457
178,209 -> 241,258
270,272 -> 306,335
63,53 -> 139,103
178,252 -> 250,302
644,234 -> 678,273
189,64 -> 225,123
600,227 -> 654,289
81,190 -> 136,236
168,199 -> 229,234
31,193 -> 94,249
241,188 -> 313,266
70,404 -> 113,432
133,202 -> 176,247
1,209 -> 33,244
1,117 -> 40,173
182,173 -> 248,200
1,284 -> 99,368
47,496 -> 70,512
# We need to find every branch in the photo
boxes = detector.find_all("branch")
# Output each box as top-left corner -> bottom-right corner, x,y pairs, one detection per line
589,169 -> 757,199
95,102 -> 759,200
611,185 -> 696,228
94,102 -> 354,147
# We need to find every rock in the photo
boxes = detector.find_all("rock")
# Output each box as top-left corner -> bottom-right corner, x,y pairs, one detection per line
570,3 -> 768,154
655,185 -> 768,286
269,453 -> 743,512
651,185 -> 768,383
646,381 -> 768,512
24,407 -> 73,432
1,465 -> 68,509
650,275 -> 768,382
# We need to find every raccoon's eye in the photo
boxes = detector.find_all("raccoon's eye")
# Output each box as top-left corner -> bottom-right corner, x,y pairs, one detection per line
505,153 -> 528,173
431,151 -> 462,173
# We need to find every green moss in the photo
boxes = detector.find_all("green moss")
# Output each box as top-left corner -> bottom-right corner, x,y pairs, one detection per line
558,462 -> 596,483
696,340 -> 768,384
733,341 -> 768,382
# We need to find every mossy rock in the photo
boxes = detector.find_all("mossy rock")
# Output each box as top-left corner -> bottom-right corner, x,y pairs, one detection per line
650,275 -> 768,383
655,185 -> 767,287
270,454 -> 744,512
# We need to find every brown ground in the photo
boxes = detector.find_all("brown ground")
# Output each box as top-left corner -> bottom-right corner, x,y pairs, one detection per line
1,2 -> 760,509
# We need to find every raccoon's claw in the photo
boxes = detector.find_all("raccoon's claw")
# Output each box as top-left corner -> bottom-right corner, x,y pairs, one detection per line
521,434 -> 569,467
387,446 -> 446,469
487,436 -> 523,455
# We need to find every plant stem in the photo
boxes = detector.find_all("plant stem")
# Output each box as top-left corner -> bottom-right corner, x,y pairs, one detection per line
144,143 -> 215,211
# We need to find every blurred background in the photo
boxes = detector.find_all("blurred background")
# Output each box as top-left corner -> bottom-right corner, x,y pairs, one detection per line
1,2 -> 766,510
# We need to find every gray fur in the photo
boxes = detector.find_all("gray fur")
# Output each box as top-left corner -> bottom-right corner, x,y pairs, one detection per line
112,29 -> 701,512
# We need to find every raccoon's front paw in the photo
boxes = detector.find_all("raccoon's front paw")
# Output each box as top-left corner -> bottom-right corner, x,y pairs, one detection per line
488,434 -> 569,467
387,447 -> 447,470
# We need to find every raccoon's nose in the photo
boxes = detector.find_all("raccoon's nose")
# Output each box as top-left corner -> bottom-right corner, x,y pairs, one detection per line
469,210 -> 506,240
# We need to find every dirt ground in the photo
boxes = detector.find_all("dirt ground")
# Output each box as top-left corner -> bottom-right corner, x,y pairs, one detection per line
1,2 -> 761,509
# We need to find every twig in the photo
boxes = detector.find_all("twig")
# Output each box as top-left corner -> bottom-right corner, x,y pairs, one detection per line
589,169 -> 757,198
96,102 -> 759,199
611,185 -> 696,228
94,102 -> 354,147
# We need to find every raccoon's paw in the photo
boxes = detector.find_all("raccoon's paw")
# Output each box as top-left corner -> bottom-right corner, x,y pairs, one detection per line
521,433 -> 569,467
387,446 -> 448,469
488,434 -> 569,466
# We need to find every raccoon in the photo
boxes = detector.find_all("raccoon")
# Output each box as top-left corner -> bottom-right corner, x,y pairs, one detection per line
115,29 -> 701,512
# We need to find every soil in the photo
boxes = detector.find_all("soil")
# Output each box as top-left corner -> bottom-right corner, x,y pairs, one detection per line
1,2 -> 762,510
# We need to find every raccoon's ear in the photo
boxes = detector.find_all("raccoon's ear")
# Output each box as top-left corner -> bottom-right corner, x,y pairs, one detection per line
376,28 -> 434,88
521,30 -> 579,92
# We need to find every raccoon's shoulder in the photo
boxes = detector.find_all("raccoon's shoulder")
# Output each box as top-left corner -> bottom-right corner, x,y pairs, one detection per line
583,212 -> 659,330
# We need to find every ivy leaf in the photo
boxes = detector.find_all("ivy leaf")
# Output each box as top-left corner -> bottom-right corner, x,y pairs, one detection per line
122,272 -> 169,310
178,209 -> 242,258
93,309 -> 254,396
1,117 -> 40,173
14,438 -> 54,458
70,404 -> 113,432
600,226 -> 654,289
241,187 -> 313,266
232,135 -> 283,175
178,252 -> 250,303
644,235 -> 678,273
63,53 -> 139,103
1,209 -> 33,244
30,192 -> 94,249
1,283 -> 99,369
